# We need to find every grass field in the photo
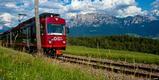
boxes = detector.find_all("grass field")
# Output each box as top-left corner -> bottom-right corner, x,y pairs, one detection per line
64,46 -> 159,65
0,46 -> 105,80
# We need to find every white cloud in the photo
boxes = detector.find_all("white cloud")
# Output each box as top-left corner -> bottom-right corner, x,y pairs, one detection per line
65,0 -> 145,17
0,1 -> 33,27
39,0 -> 49,3
117,6 -> 146,17
2,0 -> 144,19
5,2 -> 18,8
0,13 -> 14,23
0,13 -> 15,27
152,0 -> 159,9
40,2 -> 64,9
150,0 -> 159,16
63,0 -> 70,4
0,0 -> 148,27
38,0 -> 69,18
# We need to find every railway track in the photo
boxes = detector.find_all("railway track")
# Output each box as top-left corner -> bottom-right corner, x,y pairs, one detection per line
58,54 -> 159,79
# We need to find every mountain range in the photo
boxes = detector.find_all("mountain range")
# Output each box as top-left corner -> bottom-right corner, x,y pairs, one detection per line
68,13 -> 159,39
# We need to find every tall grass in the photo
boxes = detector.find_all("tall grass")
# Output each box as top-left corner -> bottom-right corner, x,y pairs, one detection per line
0,46 -> 105,80
64,46 -> 159,65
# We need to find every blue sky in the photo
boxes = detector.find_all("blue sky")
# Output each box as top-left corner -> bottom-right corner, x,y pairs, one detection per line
0,0 -> 159,28
136,0 -> 154,10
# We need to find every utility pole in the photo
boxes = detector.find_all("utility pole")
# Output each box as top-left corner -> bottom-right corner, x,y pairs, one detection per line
34,0 -> 42,55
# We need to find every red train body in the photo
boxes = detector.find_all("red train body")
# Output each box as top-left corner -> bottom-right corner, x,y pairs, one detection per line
0,13 -> 67,56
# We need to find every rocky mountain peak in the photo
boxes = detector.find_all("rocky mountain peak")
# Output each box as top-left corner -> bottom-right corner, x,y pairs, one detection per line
69,13 -> 158,27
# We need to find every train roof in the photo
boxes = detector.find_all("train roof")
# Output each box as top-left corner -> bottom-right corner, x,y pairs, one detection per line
20,13 -> 60,25
13,13 -> 60,30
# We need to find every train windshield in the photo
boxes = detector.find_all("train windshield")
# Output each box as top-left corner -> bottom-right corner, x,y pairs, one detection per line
47,24 -> 64,35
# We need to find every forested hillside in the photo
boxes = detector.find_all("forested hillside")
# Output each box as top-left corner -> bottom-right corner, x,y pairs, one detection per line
68,35 -> 159,55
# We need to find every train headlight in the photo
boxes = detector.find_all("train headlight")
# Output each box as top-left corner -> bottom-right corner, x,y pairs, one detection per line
48,40 -> 52,44
63,41 -> 66,44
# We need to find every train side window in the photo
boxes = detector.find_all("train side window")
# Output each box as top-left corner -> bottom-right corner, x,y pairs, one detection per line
28,27 -> 31,37
40,24 -> 44,35
31,23 -> 36,35
22,28 -> 27,35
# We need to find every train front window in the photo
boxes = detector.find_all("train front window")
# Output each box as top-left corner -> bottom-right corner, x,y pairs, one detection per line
47,24 -> 64,35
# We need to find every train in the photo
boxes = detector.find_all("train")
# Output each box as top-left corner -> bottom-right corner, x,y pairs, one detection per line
0,13 -> 68,56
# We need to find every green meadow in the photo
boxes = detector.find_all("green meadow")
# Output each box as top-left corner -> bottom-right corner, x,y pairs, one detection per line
0,46 -> 104,80
64,46 -> 159,65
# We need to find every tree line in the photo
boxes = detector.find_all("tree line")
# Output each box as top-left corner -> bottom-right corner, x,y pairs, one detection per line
68,35 -> 159,55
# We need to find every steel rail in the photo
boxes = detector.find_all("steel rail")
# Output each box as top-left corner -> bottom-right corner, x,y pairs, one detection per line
57,54 -> 159,79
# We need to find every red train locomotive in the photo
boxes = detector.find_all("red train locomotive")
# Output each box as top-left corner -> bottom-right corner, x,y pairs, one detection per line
0,13 -> 68,56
